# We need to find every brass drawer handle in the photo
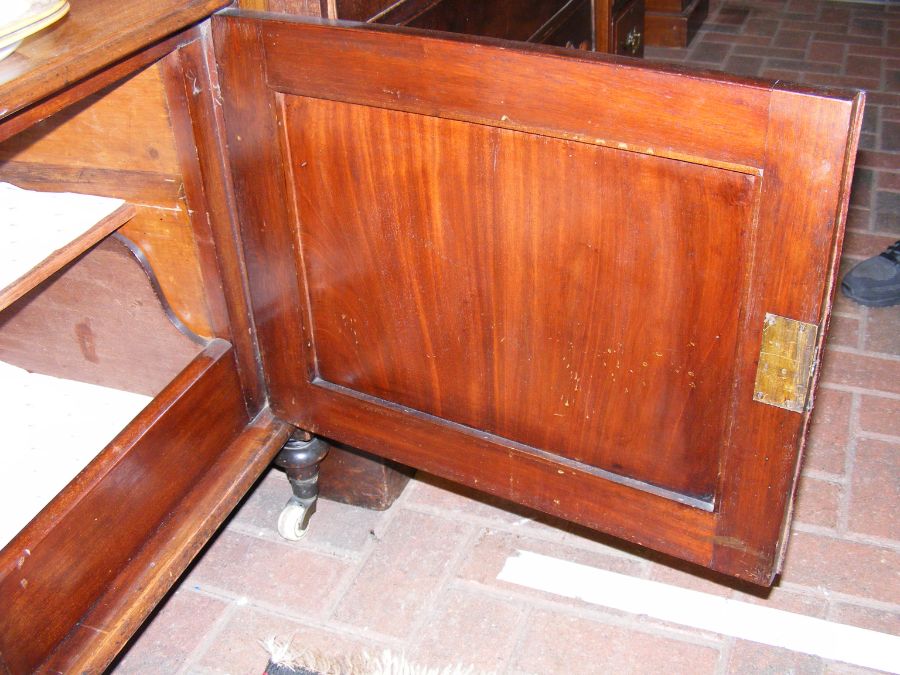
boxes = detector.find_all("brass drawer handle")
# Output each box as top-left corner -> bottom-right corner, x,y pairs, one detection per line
624,27 -> 642,54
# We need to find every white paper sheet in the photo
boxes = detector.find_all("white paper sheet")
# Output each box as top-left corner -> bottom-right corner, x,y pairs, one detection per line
0,360 -> 151,549
499,549 -> 900,674
0,182 -> 125,294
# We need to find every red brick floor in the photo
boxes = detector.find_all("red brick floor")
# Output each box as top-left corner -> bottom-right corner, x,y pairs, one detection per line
112,1 -> 899,673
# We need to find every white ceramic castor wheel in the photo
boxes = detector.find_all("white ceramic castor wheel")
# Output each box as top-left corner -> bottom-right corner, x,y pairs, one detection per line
277,501 -> 311,541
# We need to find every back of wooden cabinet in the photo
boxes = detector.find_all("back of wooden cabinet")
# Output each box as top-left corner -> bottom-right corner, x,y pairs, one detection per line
213,11 -> 863,584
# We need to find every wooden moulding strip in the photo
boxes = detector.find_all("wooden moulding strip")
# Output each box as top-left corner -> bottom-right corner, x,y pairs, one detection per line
45,408 -> 293,674
251,13 -> 781,170
0,339 -> 291,674
159,34 -> 269,413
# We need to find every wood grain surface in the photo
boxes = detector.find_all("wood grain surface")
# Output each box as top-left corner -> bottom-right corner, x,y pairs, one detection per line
287,96 -> 756,501
319,443 -> 414,510
43,409 -> 292,673
159,37 -> 269,412
259,18 -> 774,170
213,13 -> 862,584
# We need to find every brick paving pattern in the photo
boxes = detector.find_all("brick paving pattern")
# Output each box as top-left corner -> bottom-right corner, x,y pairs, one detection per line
113,1 -> 899,672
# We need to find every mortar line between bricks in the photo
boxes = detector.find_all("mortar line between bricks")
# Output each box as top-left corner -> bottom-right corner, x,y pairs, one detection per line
776,579 -> 900,616
823,601 -> 843,632
713,636 -> 735,675
857,430 -> 900,443
497,604 -> 532,675
801,468 -> 848,486
859,305 -> 871,352
843,225 -> 900,237
452,577 -> 726,649
401,501 -> 567,543
792,523 -> 900,552
224,521 -> 361,563
317,490 -> 408,621
176,596 -> 241,675
398,523 -> 481,651
855,303 -> 867,351
400,501 -> 649,566
834,390 -> 857,535
827,344 -> 900,361
845,389 -> 863,539
185,582 -> 409,652
831,309 -> 861,319
818,383 -> 900,399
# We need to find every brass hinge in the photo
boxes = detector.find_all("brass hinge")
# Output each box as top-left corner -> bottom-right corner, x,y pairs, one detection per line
753,313 -> 819,413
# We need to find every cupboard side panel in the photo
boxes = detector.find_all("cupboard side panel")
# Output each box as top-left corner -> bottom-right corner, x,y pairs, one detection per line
160,35 -> 269,412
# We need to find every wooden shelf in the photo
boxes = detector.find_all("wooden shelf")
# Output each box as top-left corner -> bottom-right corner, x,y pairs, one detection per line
0,183 -> 136,311
0,0 -> 230,124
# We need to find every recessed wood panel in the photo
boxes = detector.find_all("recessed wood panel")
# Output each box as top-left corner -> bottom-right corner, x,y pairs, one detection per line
286,96 -> 756,501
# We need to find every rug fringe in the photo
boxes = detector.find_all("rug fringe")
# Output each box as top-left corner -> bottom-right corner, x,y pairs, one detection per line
262,637 -> 495,675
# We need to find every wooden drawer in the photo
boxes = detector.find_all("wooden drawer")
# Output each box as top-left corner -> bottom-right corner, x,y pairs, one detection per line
0,338 -> 290,673
646,0 -> 689,11
612,0 -> 645,56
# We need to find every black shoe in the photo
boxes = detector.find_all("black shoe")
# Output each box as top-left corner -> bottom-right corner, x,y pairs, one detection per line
841,240 -> 900,308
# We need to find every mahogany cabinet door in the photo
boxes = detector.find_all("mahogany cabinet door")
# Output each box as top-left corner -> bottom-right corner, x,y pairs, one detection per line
212,11 -> 863,585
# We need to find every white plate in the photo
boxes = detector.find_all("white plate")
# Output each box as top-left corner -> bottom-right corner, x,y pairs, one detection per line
0,1 -> 68,51
0,0 -> 32,29
0,0 -> 67,39
0,39 -> 22,63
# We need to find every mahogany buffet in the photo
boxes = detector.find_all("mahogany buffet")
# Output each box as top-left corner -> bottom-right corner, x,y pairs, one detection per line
0,0 -> 862,671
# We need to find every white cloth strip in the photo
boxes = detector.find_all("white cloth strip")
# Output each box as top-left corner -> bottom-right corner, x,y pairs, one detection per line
498,549 -> 900,673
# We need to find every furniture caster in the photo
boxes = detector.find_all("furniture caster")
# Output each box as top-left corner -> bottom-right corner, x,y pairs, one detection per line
273,433 -> 328,541
277,500 -> 312,540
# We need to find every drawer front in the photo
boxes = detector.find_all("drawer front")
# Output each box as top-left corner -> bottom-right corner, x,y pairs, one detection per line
644,0 -> 689,11
612,0 -> 645,56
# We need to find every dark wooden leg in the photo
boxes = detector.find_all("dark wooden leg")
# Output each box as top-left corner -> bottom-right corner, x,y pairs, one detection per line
273,432 -> 329,540
318,442 -> 414,511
